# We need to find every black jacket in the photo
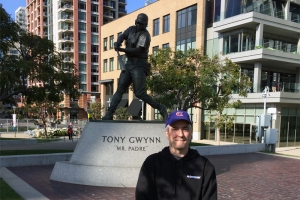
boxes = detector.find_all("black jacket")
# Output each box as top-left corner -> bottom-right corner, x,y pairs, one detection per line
135,147 -> 217,200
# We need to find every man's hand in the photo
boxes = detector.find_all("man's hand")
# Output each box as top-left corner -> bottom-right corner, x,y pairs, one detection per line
114,42 -> 121,51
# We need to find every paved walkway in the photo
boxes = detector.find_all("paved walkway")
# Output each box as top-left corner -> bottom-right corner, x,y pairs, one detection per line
1,138 -> 300,199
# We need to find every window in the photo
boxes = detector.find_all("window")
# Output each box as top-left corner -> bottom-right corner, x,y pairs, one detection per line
91,55 -> 98,63
92,34 -> 98,43
106,82 -> 113,95
109,57 -> 114,71
153,18 -> 159,36
91,4 -> 98,12
91,25 -> 98,33
79,22 -> 86,31
152,46 -> 159,55
176,38 -> 196,51
163,15 -> 170,33
103,59 -> 108,72
91,85 -> 98,92
111,1 -> 116,8
109,35 -> 114,49
91,65 -> 98,73
79,84 -> 86,91
163,43 -> 169,49
91,45 -> 98,53
79,53 -> 86,61
177,5 -> 197,29
79,2 -> 86,10
79,63 -> 86,72
79,74 -> 86,82
79,33 -> 86,41
79,43 -> 86,52
104,37 -> 107,51
79,12 -> 86,20
91,14 -> 98,22
91,75 -> 98,82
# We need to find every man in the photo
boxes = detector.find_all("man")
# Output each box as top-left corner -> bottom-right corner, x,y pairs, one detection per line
136,110 -> 217,200
102,13 -> 167,120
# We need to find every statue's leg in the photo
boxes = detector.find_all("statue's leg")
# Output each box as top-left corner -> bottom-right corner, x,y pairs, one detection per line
131,68 -> 168,120
102,71 -> 132,120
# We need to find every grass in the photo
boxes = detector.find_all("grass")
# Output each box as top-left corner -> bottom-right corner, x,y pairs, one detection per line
0,178 -> 24,200
0,149 -> 73,156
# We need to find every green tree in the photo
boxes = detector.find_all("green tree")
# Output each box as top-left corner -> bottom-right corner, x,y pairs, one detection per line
89,102 -> 104,120
23,97 -> 60,137
0,6 -> 80,104
114,107 -> 131,120
146,48 -> 252,129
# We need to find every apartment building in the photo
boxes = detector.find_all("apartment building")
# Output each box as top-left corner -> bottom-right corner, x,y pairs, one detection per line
26,0 -> 127,123
100,0 -> 300,147
15,7 -> 27,30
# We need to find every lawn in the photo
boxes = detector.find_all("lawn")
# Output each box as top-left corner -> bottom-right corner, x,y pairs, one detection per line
0,178 -> 24,200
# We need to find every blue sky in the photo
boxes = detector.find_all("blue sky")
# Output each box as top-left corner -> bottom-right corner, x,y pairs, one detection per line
0,0 -> 145,19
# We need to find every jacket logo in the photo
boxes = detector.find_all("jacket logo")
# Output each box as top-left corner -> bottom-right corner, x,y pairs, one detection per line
187,175 -> 201,179
176,112 -> 184,116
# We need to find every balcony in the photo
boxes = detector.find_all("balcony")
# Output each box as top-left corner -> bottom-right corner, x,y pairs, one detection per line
63,56 -> 73,62
118,0 -> 127,5
59,25 -> 73,32
58,3 -> 73,11
104,12 -> 113,19
59,35 -> 74,42
60,14 -> 73,22
103,1 -> 113,9
118,8 -> 127,15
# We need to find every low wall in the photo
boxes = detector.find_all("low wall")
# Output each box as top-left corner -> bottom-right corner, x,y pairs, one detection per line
193,143 -> 266,156
0,153 -> 72,167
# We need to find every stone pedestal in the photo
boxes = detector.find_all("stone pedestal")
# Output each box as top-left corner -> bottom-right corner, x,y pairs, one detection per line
50,121 -> 168,187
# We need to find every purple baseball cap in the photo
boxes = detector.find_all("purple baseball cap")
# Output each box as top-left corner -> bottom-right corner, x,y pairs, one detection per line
165,110 -> 192,127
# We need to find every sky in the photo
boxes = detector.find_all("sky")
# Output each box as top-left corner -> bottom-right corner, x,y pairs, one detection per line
0,0 -> 146,19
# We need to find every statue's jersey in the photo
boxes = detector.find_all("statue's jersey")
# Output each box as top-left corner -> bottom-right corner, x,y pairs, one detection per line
123,26 -> 151,58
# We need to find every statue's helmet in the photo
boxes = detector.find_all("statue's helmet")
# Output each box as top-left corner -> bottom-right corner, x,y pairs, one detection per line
135,13 -> 148,25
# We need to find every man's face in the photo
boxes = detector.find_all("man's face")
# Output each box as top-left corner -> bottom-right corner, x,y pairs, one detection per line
165,120 -> 192,152
135,22 -> 146,32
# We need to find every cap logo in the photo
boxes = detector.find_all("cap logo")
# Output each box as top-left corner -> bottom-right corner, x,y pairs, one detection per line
176,111 -> 184,116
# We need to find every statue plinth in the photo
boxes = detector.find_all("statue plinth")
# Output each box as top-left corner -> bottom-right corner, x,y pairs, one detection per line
50,120 -> 167,187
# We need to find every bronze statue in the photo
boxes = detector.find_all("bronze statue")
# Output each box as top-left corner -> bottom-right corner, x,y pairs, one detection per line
102,13 -> 168,120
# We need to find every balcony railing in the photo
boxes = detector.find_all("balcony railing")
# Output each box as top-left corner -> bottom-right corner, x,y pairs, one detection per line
233,83 -> 300,94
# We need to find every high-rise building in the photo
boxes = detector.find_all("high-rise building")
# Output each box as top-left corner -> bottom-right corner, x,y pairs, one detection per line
15,7 -> 27,30
100,0 -> 300,147
26,0 -> 127,123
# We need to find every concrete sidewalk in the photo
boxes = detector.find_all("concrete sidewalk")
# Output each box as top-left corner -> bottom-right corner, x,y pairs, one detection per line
1,137 -> 299,199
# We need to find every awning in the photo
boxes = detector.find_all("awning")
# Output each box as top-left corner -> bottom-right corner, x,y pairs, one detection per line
127,99 -> 142,116
98,79 -> 113,84
117,99 -> 128,109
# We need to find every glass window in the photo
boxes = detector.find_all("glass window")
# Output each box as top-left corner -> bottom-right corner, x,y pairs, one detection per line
153,18 -> 159,36
103,37 -> 107,51
109,35 -> 114,49
91,85 -> 98,92
152,46 -> 159,55
109,57 -> 114,71
91,65 -> 98,73
111,1 -> 116,8
187,37 -> 196,50
79,53 -> 86,61
91,45 -> 98,53
91,75 -> 98,82
91,14 -> 98,22
103,59 -> 108,72
92,34 -> 98,43
78,2 -> 86,10
79,43 -> 86,52
91,4 -> 98,12
163,43 -> 169,49
79,12 -> 86,20
91,55 -> 98,63
187,5 -> 197,26
163,14 -> 170,33
79,84 -> 86,91
91,25 -> 98,33
106,82 -> 113,95
79,33 -> 86,41
79,74 -> 86,82
79,22 -> 86,31
177,9 -> 186,29
79,63 -> 86,72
